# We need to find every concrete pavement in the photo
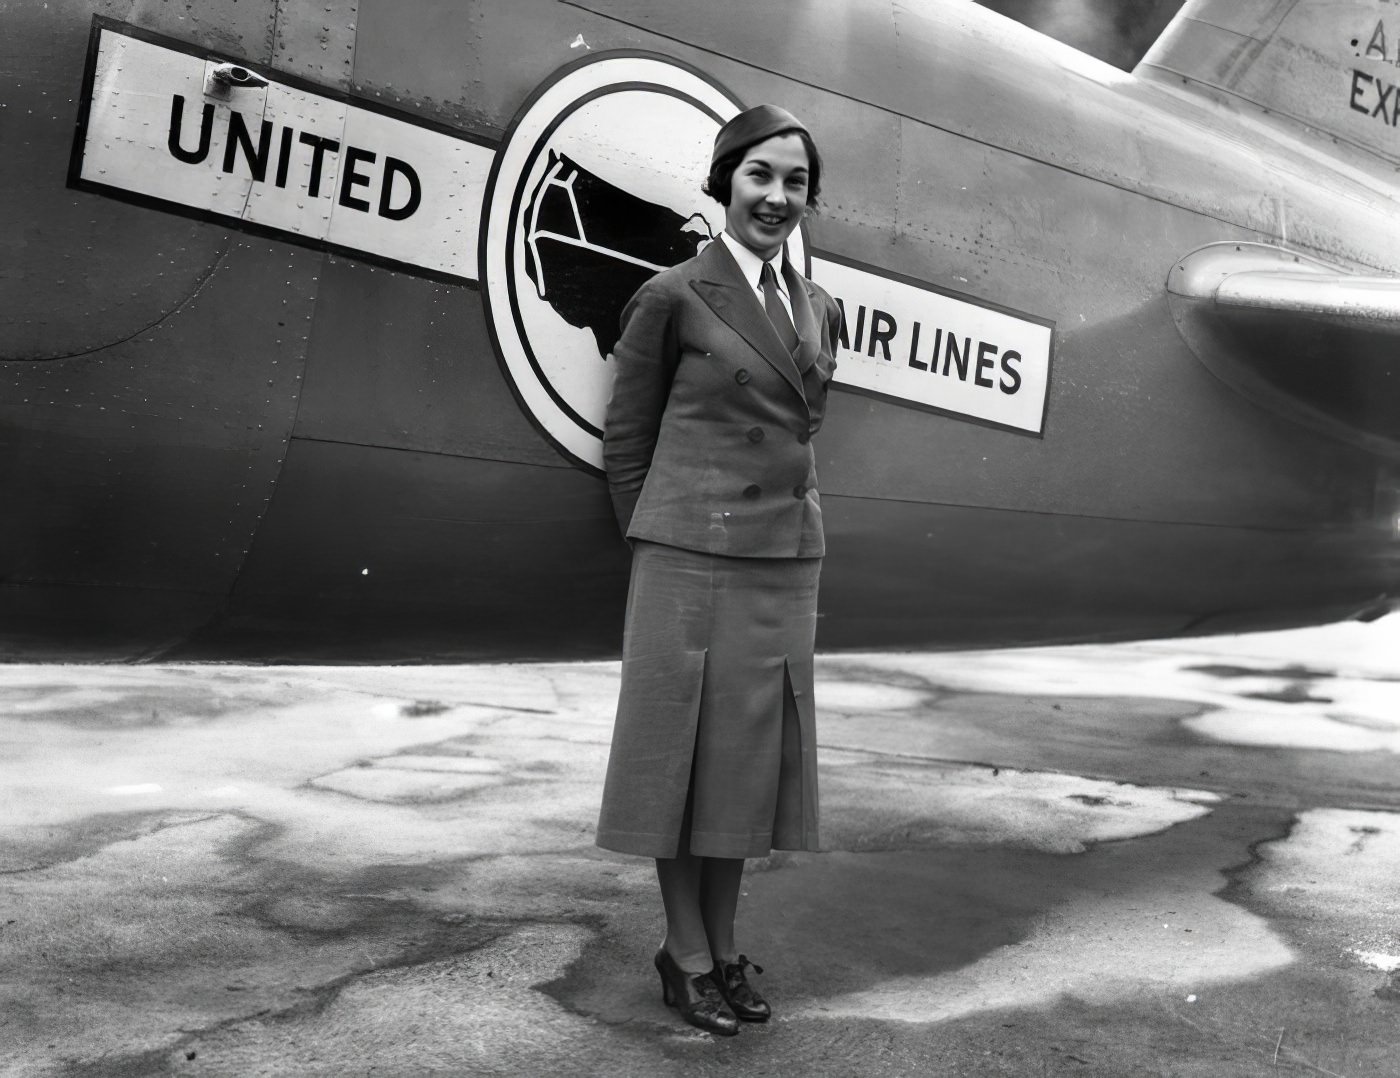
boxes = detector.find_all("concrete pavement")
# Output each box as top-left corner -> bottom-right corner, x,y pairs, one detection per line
2,621 -> 1399,1076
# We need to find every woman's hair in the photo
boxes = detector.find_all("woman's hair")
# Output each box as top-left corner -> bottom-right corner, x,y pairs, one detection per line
703,127 -> 823,211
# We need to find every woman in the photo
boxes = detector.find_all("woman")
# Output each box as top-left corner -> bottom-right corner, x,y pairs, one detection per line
596,104 -> 841,1036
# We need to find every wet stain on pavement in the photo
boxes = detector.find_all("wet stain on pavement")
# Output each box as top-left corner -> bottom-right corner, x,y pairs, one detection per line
0,666 -> 334,731
4,630 -> 1400,1076
4,813 -> 552,1078
1240,684 -> 1336,705
542,799 -> 1399,1076
400,699 -> 454,717
1184,663 -> 1338,682
1,810 -> 224,875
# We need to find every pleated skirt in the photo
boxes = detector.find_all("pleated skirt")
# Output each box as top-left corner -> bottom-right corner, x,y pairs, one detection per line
596,540 -> 821,859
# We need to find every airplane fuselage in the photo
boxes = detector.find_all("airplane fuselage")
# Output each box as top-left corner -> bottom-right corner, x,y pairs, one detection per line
2,0 -> 1397,661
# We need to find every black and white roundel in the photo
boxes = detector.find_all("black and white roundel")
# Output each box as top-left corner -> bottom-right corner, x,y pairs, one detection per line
481,53 -> 806,473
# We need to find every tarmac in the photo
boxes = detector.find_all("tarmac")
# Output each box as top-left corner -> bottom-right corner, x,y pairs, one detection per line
2,621 -> 1399,1077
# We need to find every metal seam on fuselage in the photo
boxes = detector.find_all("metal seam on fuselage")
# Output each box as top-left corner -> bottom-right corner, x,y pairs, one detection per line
0,577 -> 215,595
1137,60 -> 1400,180
556,4 -> 1255,225
820,489 -> 1342,534
0,236 -> 236,363
557,0 -> 1397,277
270,437 -> 1341,533
283,433 -> 577,469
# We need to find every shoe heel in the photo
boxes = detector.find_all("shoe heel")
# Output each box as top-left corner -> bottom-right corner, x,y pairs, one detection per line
654,949 -> 676,1007
654,948 -> 737,1035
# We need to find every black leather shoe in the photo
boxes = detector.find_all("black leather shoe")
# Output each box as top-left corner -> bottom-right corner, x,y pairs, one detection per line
654,949 -> 739,1036
712,955 -> 770,1022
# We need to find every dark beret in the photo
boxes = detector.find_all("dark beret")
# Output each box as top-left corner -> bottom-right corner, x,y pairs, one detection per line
711,104 -> 810,166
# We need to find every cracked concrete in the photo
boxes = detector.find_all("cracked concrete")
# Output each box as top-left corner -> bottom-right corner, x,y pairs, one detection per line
2,619 -> 1399,1076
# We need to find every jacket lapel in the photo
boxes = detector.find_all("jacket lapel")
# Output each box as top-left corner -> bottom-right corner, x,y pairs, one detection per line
689,240 -> 805,403
784,259 -> 820,375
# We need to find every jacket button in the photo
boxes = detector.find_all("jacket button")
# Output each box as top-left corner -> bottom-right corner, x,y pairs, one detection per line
747,426 -> 765,443
797,431 -> 810,444
735,369 -> 751,384
793,485 -> 807,498
743,484 -> 762,499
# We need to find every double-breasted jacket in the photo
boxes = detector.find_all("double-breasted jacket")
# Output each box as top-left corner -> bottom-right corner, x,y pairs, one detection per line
603,237 -> 842,557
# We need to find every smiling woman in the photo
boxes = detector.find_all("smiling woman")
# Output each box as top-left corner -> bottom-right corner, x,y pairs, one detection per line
706,119 -> 822,260
595,103 -> 844,1037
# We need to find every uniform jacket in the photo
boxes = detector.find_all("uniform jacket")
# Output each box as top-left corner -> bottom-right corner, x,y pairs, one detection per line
603,237 -> 842,558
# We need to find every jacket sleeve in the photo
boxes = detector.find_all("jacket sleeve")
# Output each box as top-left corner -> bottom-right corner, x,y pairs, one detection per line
602,278 -> 680,538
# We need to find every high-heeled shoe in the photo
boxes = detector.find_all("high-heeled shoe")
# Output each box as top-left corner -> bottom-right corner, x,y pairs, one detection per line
654,948 -> 739,1036
712,955 -> 770,1022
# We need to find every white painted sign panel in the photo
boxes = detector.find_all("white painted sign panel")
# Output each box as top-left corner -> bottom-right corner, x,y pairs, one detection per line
479,54 -> 744,471
815,255 -> 1054,434
72,25 -> 1056,467
75,26 -> 492,282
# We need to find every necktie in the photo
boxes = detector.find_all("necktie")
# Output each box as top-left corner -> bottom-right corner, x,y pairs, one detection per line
760,262 -> 799,353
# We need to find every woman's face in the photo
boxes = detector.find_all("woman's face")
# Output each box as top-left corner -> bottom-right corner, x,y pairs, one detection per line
724,132 -> 810,262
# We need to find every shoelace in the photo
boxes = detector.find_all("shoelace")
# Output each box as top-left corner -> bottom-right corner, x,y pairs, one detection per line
727,954 -> 764,977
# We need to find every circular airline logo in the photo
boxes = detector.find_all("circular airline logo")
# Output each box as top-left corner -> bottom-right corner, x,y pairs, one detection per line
481,52 -> 806,473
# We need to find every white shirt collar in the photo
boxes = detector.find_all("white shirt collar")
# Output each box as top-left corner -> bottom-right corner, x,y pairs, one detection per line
719,231 -> 787,297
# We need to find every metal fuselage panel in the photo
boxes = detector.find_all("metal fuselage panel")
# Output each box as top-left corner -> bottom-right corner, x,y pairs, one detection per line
1,0 -> 1397,661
